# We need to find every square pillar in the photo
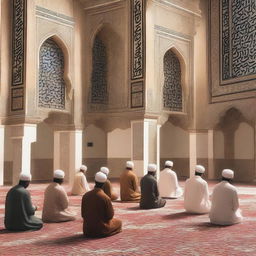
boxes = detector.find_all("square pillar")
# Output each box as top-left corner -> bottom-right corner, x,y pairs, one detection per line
10,124 -> 37,185
54,130 -> 83,184
0,125 -> 5,185
131,119 -> 160,178
208,129 -> 214,179
189,131 -> 197,178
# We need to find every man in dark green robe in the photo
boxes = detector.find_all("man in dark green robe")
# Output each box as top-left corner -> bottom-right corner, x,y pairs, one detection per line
4,173 -> 43,231
140,164 -> 166,209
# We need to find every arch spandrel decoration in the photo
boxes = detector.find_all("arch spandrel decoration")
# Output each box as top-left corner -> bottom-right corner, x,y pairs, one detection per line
90,35 -> 108,105
39,38 -> 65,109
163,50 -> 182,112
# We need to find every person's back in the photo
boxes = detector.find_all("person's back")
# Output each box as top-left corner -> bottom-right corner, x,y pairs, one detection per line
102,179 -> 118,201
140,164 -> 166,209
159,168 -> 183,198
100,167 -> 118,201
5,174 -> 43,231
71,165 -> 90,195
81,171 -> 122,237
209,169 -> 243,225
42,170 -> 75,223
184,176 -> 210,214
120,168 -> 141,201
210,181 -> 242,225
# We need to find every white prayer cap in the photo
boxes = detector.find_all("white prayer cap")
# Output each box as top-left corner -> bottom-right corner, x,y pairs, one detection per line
95,172 -> 107,183
54,169 -> 65,179
165,161 -> 173,167
222,169 -> 234,179
100,167 -> 109,176
80,165 -> 87,172
148,164 -> 157,173
195,165 -> 205,174
126,161 -> 134,169
20,173 -> 31,181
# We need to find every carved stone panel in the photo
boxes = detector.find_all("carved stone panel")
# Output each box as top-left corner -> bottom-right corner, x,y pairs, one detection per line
90,36 -> 108,105
210,0 -> 256,100
38,38 -> 65,109
221,0 -> 256,83
11,0 -> 26,112
163,50 -> 182,112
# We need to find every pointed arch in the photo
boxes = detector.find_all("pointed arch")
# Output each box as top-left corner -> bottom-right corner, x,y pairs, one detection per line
38,37 -> 66,109
163,47 -> 185,112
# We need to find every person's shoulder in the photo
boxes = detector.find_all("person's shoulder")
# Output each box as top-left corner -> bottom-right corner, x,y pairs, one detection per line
226,183 -> 237,192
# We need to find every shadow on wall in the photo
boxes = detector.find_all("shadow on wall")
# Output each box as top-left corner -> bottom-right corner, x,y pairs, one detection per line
214,107 -> 255,182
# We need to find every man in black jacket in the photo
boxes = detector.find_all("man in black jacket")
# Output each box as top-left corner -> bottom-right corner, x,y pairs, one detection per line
140,164 -> 166,209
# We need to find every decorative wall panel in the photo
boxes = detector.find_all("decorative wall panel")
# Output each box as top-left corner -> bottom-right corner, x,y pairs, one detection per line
130,0 -> 145,108
163,50 -> 182,112
210,0 -> 256,101
11,0 -> 26,111
12,0 -> 26,86
131,0 -> 145,80
221,0 -> 256,82
39,38 -> 65,109
131,81 -> 143,108
90,36 -> 108,105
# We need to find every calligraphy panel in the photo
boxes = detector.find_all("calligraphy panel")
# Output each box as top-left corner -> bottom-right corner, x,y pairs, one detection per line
210,0 -> 256,100
12,0 -> 26,86
221,0 -> 256,83
90,36 -> 108,105
163,50 -> 182,112
38,38 -> 65,109
131,0 -> 145,80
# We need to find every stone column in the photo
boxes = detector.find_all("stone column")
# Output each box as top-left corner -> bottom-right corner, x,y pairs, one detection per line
131,119 -> 160,177
54,130 -> 83,184
208,129 -> 214,179
10,124 -> 37,185
189,131 -> 197,177
0,125 -> 5,185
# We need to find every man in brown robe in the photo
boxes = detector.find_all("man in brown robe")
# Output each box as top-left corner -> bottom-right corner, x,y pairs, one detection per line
120,161 -> 141,201
81,172 -> 122,238
42,169 -> 76,223
101,167 -> 118,201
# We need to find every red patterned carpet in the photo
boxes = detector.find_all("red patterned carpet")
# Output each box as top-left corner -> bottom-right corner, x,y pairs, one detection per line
1,181 -> 256,256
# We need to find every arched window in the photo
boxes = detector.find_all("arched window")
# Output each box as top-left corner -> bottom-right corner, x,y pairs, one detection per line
39,38 -> 65,109
163,50 -> 182,111
91,35 -> 108,104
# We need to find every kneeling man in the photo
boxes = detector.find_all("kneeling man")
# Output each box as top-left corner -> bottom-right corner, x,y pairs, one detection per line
120,161 -> 141,201
209,169 -> 243,225
5,173 -> 43,231
158,160 -> 183,198
101,167 -> 118,201
42,169 -> 76,222
184,165 -> 211,214
140,164 -> 166,209
71,165 -> 90,195
82,172 -> 122,237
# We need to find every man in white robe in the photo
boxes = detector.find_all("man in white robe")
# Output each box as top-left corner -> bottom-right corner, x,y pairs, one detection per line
158,161 -> 183,198
42,169 -> 76,223
209,169 -> 243,225
71,165 -> 90,195
184,165 -> 211,214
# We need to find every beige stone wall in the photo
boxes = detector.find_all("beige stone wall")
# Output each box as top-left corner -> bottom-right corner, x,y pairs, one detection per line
194,0 -> 256,181
160,121 -> 189,177
84,0 -> 130,112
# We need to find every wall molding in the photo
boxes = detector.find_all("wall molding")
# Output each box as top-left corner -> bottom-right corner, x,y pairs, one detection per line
36,6 -> 74,27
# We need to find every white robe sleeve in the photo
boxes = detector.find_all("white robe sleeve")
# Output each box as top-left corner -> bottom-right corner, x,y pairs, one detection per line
81,174 -> 90,191
232,190 -> 239,211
